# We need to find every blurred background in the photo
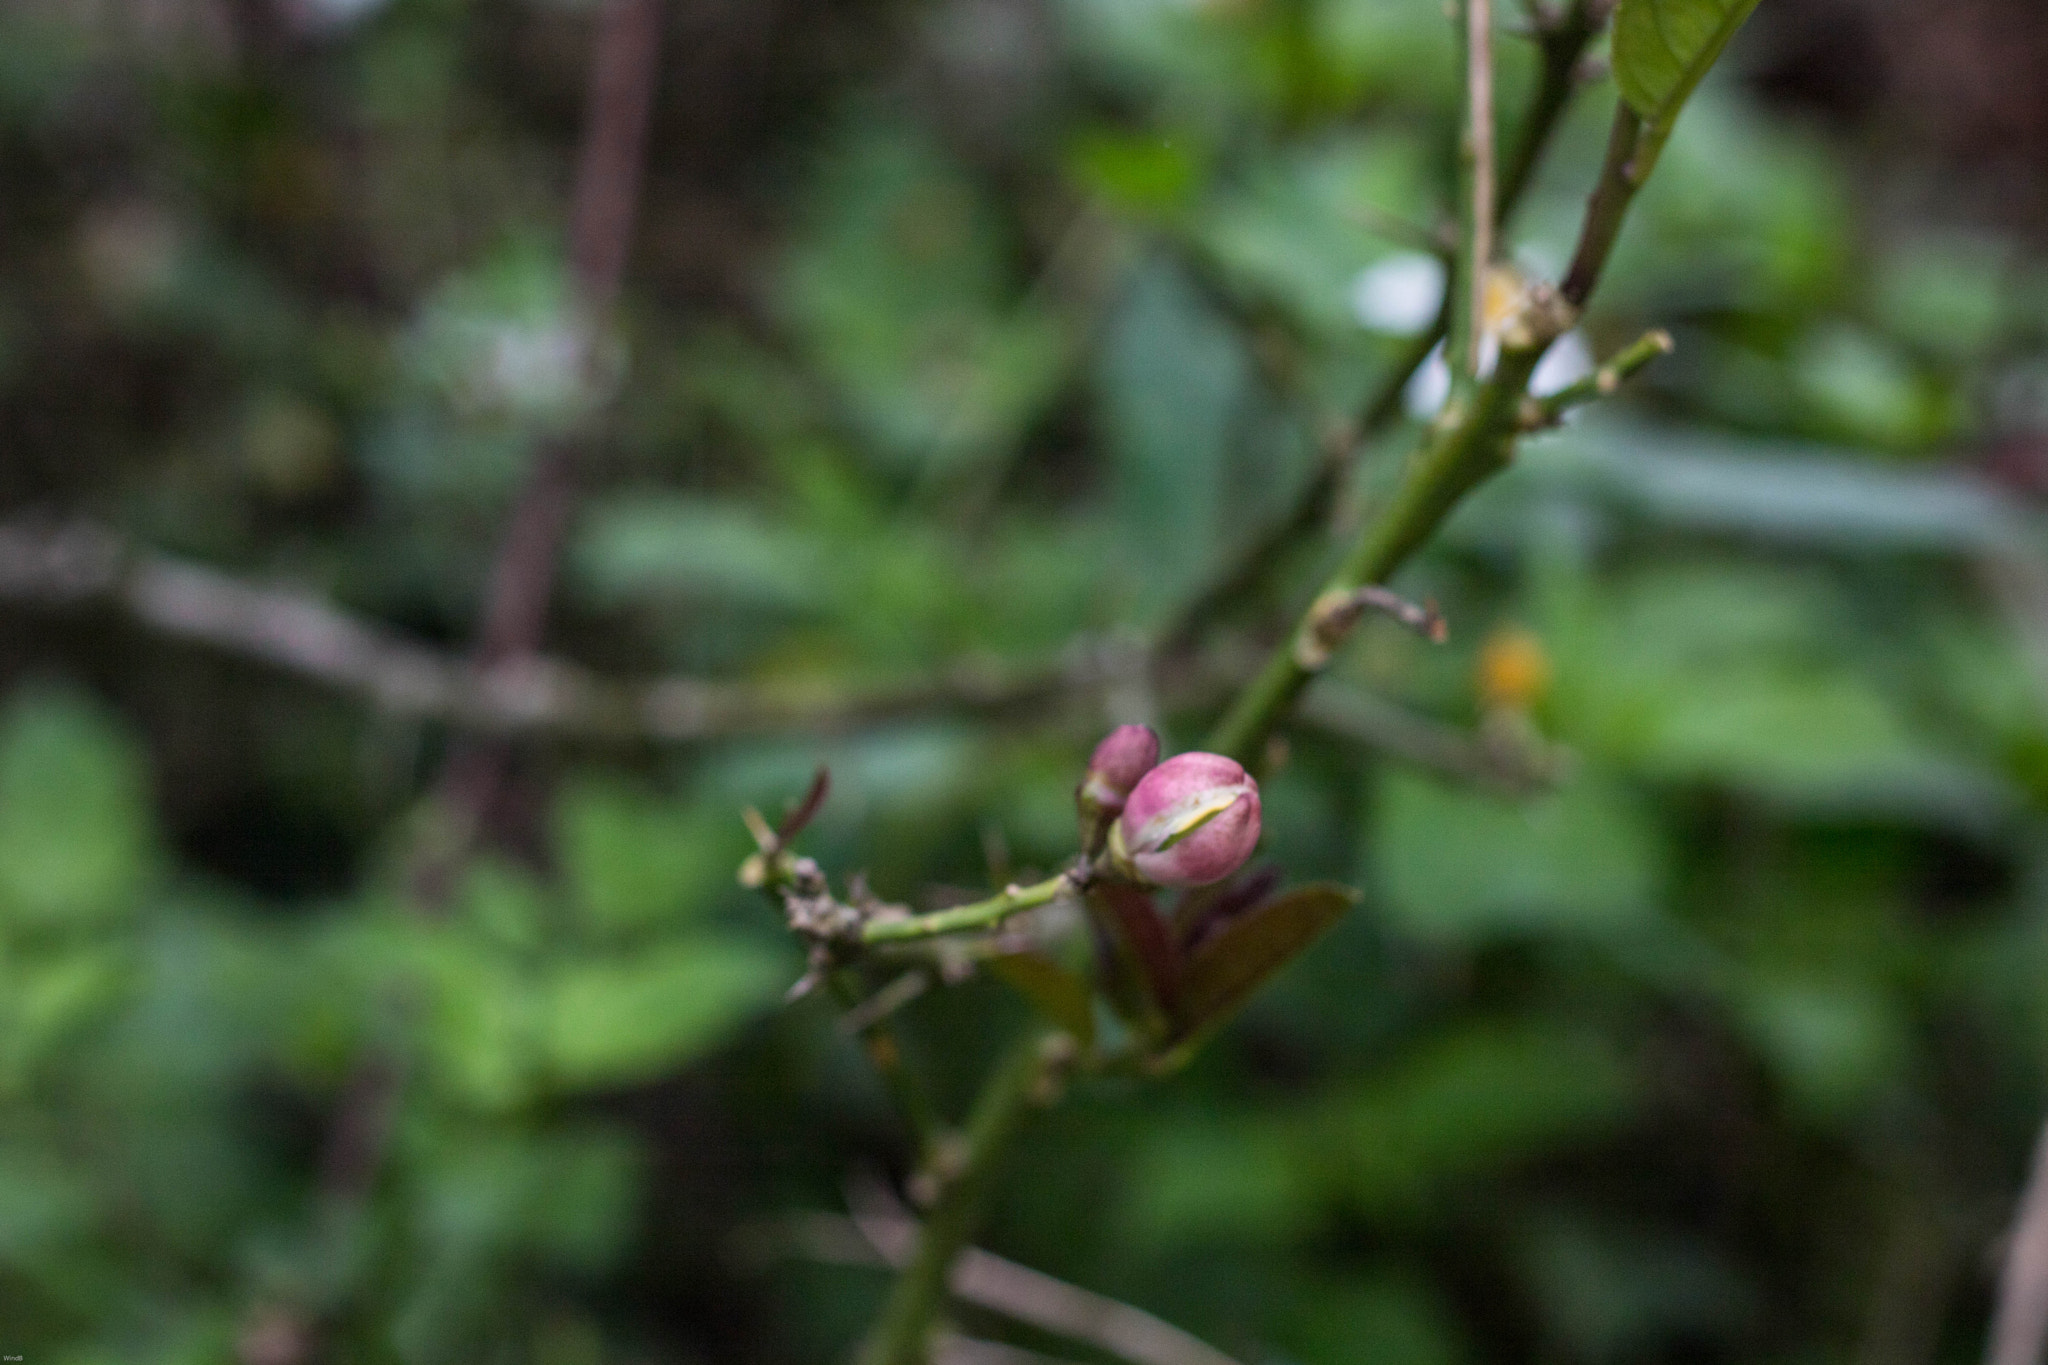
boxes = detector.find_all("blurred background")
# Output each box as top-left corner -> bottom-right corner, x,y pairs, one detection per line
5,0 -> 2048,1361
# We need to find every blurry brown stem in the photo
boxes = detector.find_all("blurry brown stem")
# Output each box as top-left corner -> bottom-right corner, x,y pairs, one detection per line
301,0 -> 666,1325
1561,102 -> 1644,309
1988,1117 -> 2048,1365
0,519 -> 1124,742
856,1032 -> 1061,1365
784,1198 -> 1243,1365
440,0 -> 666,834
1450,0 -> 1495,386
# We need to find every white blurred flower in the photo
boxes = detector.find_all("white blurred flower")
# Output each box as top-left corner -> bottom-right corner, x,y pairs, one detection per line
1405,341 -> 1450,419
1350,253 -> 1445,336
1530,330 -> 1595,398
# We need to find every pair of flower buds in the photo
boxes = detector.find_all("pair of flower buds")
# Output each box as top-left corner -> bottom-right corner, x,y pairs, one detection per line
1078,725 -> 1262,888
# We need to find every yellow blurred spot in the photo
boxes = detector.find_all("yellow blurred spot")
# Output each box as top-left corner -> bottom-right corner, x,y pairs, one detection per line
1478,625 -> 1550,711
1481,264 -> 1528,336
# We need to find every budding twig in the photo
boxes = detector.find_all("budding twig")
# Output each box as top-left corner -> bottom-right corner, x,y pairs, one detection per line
861,875 -> 1075,946
1518,327 -> 1674,429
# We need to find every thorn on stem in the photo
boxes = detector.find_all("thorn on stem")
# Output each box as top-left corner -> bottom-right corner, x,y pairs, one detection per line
777,765 -> 832,842
1295,585 -> 1448,670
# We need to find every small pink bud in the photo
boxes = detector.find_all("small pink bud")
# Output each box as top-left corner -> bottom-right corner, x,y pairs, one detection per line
1078,724 -> 1160,815
1110,752 -> 1261,888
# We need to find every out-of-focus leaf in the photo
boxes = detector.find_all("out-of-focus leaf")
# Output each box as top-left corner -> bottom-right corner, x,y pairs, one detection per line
1612,0 -> 1763,137
1120,1116 -> 1308,1247
1086,882 -> 1180,1033
0,947 -> 126,1089
1098,256 -> 1248,605
408,929 -> 542,1111
1311,0 -> 1457,104
0,1146 -> 97,1265
780,118 -> 1067,476
1794,325 -> 1950,450
1874,234 -> 2012,359
1171,882 -> 1356,1041
544,941 -> 782,1088
1282,1275 -> 1465,1365
1068,128 -> 1206,217
1374,772 -> 1665,940
1198,136 -> 1434,336
0,689 -> 153,928
526,1127 -> 645,1273
1526,421 -> 2024,552
1317,1023 -> 1635,1211
460,860 -> 547,952
1516,1214 -> 1758,1361
571,496 -> 822,612
989,952 -> 1095,1046
555,781 -> 738,936
1732,975 -> 1905,1119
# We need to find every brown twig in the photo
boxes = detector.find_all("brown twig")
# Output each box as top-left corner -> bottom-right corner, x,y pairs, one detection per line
1979,552 -> 2048,1365
1988,1119 -> 2048,1365
772,1205 -> 1243,1365
257,8 -> 669,1358
440,0 -> 667,835
0,519 -> 1125,742
1457,0 -> 1496,382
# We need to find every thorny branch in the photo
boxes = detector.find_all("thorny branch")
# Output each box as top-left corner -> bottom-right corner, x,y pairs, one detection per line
0,518 -> 1129,742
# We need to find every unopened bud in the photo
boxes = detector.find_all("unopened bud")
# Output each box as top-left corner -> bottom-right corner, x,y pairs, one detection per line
1078,724 -> 1161,816
1109,752 -> 1261,888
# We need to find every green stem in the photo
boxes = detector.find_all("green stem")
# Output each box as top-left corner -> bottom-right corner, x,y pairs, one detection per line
1521,327 -> 1673,427
860,874 -> 1071,945
1207,345 -> 1546,765
1206,75 -> 1664,769
1156,0 -> 1604,657
854,1031 -> 1056,1365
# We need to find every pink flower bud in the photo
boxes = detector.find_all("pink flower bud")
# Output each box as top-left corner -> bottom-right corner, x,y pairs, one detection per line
1110,752 -> 1261,888
1077,724 -> 1160,815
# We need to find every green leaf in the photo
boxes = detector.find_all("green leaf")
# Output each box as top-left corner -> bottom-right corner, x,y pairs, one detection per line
1373,772 -> 1666,941
1612,0 -> 1764,136
0,688 -> 153,928
1086,882 -> 1180,1033
989,952 -> 1095,1046
555,781 -> 739,936
571,496 -> 822,614
1318,1023 -> 1635,1211
1171,883 -> 1356,1042
1098,256 -> 1250,607
544,941 -> 782,1088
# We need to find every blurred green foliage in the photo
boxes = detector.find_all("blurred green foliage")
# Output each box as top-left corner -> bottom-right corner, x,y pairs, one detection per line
4,0 -> 2048,1361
